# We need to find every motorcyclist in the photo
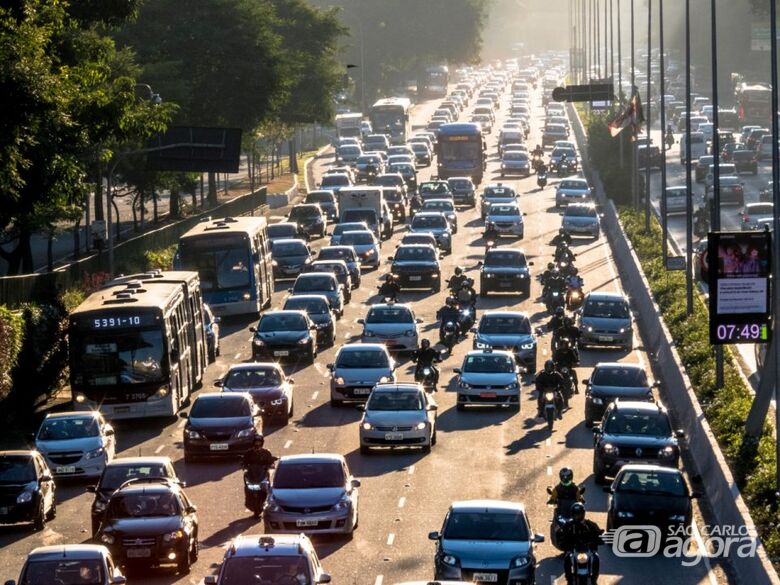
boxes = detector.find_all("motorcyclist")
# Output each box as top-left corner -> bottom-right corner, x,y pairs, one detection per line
532,144 -> 544,158
364,160 -> 379,181
560,503 -> 604,585
555,243 -> 576,264
544,269 -> 566,305
553,316 -> 581,353
553,339 -> 580,395
242,436 -> 278,504
547,467 -> 585,506
537,162 -> 548,176
535,359 -> 565,419
456,279 -> 477,308
547,306 -> 566,332
565,267 -> 584,290
437,297 -> 461,340
551,229 -> 572,248
378,274 -> 401,301
412,339 -> 441,389
448,266 -> 468,293
541,262 -> 556,288
665,124 -> 675,151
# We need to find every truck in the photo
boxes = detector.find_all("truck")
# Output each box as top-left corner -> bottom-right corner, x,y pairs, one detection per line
335,113 -> 364,141
337,187 -> 385,240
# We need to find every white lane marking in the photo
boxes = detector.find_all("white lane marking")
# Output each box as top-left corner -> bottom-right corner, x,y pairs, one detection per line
691,520 -> 719,585
375,576 -> 384,585
387,533 -> 395,546
408,465 -> 415,475
311,391 -> 319,400
547,466 -> 552,476
545,438 -> 551,447
154,445 -> 165,454
284,440 -> 293,449
397,496 -> 406,508
233,352 -> 241,360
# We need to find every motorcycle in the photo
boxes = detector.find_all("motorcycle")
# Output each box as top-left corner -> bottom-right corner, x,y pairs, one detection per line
377,282 -> 399,303
545,287 -> 566,313
410,195 -> 423,217
556,260 -> 576,278
542,388 -> 562,431
484,228 -> 498,252
243,465 -> 271,518
415,364 -> 437,392
457,304 -> 476,332
537,172 -> 548,189
554,244 -> 575,264
440,321 -> 459,352
532,154 -> 544,171
557,161 -> 574,178
566,286 -> 584,310
546,485 -> 587,551
558,366 -> 576,407
567,546 -> 599,585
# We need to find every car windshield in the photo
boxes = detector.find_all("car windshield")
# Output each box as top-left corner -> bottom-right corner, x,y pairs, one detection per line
560,180 -> 587,190
306,193 -> 333,204
0,456 -> 35,483
489,205 -> 520,216
485,251 -> 525,267
336,349 -> 389,369
733,151 -> 754,161
565,206 -> 596,218
338,146 -> 360,155
21,560 -> 105,585
273,462 -> 345,489
289,206 -> 319,219
321,176 -> 349,187
592,367 -> 648,387
99,464 -> 170,491
341,232 -> 375,246
367,307 -> 413,324
259,313 -> 308,332
367,391 -> 423,411
319,248 -> 354,263
284,298 -> 329,315
268,225 -> 297,239
395,247 -> 436,262
422,202 -> 453,212
272,242 -> 307,258
443,511 -> 530,541
220,557 -> 312,585
420,183 -> 450,195
584,299 -> 630,319
107,492 -> 180,518
190,397 -> 251,418
449,180 -> 472,190
479,316 -> 531,334
333,223 -> 367,236
503,152 -> 527,161
485,188 -> 514,198
412,215 -> 447,229
603,411 -> 672,436
463,354 -> 514,373
553,148 -> 575,158
616,470 -> 687,497
311,262 -> 344,275
225,368 -> 282,388
294,276 -> 336,292
38,417 -> 99,441
377,176 -> 402,187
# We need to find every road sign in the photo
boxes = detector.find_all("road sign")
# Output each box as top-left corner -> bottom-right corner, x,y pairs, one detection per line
551,83 -> 613,103
146,126 -> 242,173
665,256 -> 686,271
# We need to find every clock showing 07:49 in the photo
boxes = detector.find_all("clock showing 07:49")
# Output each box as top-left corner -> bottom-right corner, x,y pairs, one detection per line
713,323 -> 769,343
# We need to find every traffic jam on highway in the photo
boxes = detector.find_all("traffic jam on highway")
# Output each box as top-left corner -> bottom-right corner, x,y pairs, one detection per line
0,55 -> 725,585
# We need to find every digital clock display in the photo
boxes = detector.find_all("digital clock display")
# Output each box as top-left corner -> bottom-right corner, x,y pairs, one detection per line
714,323 -> 769,343
73,313 -> 158,330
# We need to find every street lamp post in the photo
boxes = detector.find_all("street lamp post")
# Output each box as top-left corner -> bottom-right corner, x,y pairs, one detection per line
685,0 -> 694,315
710,0 -> 724,389
659,0 -> 668,265
644,0 -> 652,231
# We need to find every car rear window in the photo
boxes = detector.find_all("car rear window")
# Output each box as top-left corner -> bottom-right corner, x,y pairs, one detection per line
592,367 -> 648,387
336,349 -> 389,369
443,511 -> 529,541
616,470 -> 686,497
603,411 -> 671,436
273,462 -> 345,489
190,396 -> 251,418
583,299 -> 629,318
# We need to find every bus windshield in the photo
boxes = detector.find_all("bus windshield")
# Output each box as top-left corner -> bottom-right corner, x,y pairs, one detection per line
440,139 -> 481,162
71,328 -> 165,386
179,235 -> 251,292
371,108 -> 405,134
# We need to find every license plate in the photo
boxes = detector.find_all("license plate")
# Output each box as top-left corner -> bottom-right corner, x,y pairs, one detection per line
274,350 -> 290,357
409,275 -> 422,281
296,519 -> 319,527
473,573 -> 498,582
480,392 -> 497,398
55,466 -> 76,474
126,548 -> 151,559
353,388 -> 371,395
499,281 -> 512,287
114,406 -> 130,414
209,443 -> 229,451
384,432 -> 404,441
598,336 -> 613,342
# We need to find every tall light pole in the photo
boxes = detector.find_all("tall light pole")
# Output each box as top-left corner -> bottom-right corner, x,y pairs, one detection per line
685,0 -> 694,315
631,0 -> 639,210
644,0 -> 652,231
710,0 -> 724,389
770,0 -> 780,491
659,0 -> 668,264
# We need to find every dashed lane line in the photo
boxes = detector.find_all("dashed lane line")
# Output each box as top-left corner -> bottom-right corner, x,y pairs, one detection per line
284,440 -> 293,449
154,445 -> 165,454
398,497 -> 406,508
387,533 -> 395,546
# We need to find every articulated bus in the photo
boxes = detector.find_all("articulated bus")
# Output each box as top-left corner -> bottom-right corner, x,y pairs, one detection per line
736,83 -> 772,124
436,123 -> 487,184
369,97 -> 412,145
177,216 -> 273,316
418,65 -> 449,98
69,275 -> 207,419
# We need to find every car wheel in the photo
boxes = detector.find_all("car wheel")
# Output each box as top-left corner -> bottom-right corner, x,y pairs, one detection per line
456,402 -> 465,411
522,285 -> 531,297
190,537 -> 199,563
288,398 -> 294,419
184,451 -> 196,464
208,345 -> 216,363
91,518 -> 99,537
422,442 -> 431,454
33,501 -> 45,531
177,544 -> 192,574
46,500 -> 56,521
307,346 -> 316,365
330,399 -> 344,408
431,427 -> 437,446
215,343 -> 220,357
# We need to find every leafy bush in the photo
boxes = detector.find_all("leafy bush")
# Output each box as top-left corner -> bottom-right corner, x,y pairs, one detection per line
144,244 -> 177,270
0,307 -> 24,401
620,208 -> 779,568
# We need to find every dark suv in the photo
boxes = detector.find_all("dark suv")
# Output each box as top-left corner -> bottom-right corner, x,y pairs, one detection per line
97,478 -> 199,574
479,248 -> 532,297
592,401 -> 684,484
287,204 -> 327,239
389,244 -> 442,291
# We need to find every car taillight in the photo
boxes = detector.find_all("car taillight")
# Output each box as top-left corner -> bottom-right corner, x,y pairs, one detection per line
736,186 -> 743,192
743,215 -> 749,222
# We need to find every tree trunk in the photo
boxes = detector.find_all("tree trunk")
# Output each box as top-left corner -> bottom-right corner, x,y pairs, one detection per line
207,172 -> 218,207
153,187 -> 159,222
200,174 -> 205,206
73,220 -> 81,260
191,183 -> 197,212
248,149 -> 255,194
170,186 -> 180,218
112,198 -> 121,242
93,169 -> 104,221
131,193 -> 139,232
140,188 -> 145,231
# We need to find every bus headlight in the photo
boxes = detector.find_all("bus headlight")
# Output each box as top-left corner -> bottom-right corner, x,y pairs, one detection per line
242,292 -> 251,301
153,386 -> 169,399
74,393 -> 87,404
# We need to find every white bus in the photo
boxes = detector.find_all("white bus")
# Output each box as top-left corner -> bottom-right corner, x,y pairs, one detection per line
369,97 -> 412,145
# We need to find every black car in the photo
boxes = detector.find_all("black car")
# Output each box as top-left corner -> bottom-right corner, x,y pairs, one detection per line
304,190 -> 339,222
0,450 -> 56,530
203,304 -> 221,363
605,464 -> 699,534
732,149 -> 759,175
97,478 -> 199,574
592,401 -> 684,484
447,177 -> 477,206
380,186 -> 408,223
216,363 -> 294,423
287,204 -> 327,239
303,260 -> 353,302
182,393 -> 262,461
479,248 -> 533,297
271,239 -> 312,280
250,310 -> 317,363
283,294 -> 336,345
267,222 -> 299,250
318,245 -> 361,288
389,244 -> 442,291
583,362 -> 656,425
88,456 -> 180,536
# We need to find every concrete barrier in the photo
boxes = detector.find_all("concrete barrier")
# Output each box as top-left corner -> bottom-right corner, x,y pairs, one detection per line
568,103 -> 780,585
267,176 -> 299,209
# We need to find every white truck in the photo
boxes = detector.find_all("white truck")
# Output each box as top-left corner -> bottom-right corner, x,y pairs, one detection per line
335,113 -> 363,141
337,187 -> 387,240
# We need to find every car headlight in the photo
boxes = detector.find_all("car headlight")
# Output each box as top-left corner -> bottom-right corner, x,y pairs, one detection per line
242,292 -> 251,301
520,343 -> 535,350
94,500 -> 107,512
74,392 -> 87,404
272,260 -> 279,267
333,494 -> 351,511
441,554 -> 459,567
601,442 -> 618,455
458,380 -> 471,389
85,447 -> 105,460
415,421 -> 427,430
619,328 -> 627,334
16,491 -> 32,504
334,377 -> 346,385
236,428 -> 256,438
266,496 -> 282,513
586,326 -> 594,332
507,382 -> 519,390
591,397 -> 604,405
617,511 -> 635,518
152,385 -> 169,399
659,446 -> 676,458
404,330 -> 416,337
253,338 -> 265,347
185,429 -> 202,440
362,422 -> 373,430
163,530 -> 184,542
270,398 -> 285,406
297,337 -> 310,345
669,514 -> 687,522
100,534 -> 115,545
363,330 -> 375,337
379,376 -> 391,383
485,273 -> 495,279
512,555 -> 531,568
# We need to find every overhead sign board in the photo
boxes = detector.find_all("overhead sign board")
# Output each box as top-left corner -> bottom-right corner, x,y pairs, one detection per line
707,231 -> 772,344
146,126 -> 243,173
552,83 -> 613,103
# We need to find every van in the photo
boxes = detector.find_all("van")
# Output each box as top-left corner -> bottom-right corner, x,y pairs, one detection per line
680,132 -> 705,164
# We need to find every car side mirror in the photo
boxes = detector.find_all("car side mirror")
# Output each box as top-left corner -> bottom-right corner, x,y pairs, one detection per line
453,368 -> 462,374
581,379 -> 589,386
317,575 -> 332,584
214,316 -> 221,324
428,404 -> 438,411
179,412 -> 188,419
86,485 -> 97,493
287,288 -> 293,293
533,533 -> 545,543
356,405 -> 365,411
387,256 -> 394,262
40,474 -> 52,483
653,381 -> 661,388
187,505 -> 197,514
357,319 -> 365,324
675,429 -> 686,439
592,425 -> 601,433
327,363 -> 334,370
528,261 -> 534,266
428,531 -> 441,540
350,478 -> 361,489
214,379 -> 223,387
5,580 -> 17,585
249,326 -> 257,333
104,427 -> 115,436
288,378 -> 295,384
204,577 -> 218,585
477,261 -> 483,267
546,486 -> 553,495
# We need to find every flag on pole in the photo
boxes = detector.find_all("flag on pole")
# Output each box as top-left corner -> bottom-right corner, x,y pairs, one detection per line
608,91 -> 644,139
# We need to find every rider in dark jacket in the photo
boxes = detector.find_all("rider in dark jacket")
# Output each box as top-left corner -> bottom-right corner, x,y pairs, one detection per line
412,339 -> 441,389
437,297 -> 461,339
535,360 -> 565,418
551,229 -> 572,248
242,436 -> 278,504
448,267 -> 468,292
548,467 -> 585,505
378,274 -> 401,301
560,503 -> 604,585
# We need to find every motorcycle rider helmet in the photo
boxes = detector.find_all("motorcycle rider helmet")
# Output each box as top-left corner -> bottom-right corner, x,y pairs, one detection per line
253,435 -> 265,448
559,467 -> 574,485
570,267 -> 578,275
454,266 -> 463,276
446,296 -> 456,307
544,359 -> 555,374
563,316 -> 574,327
555,306 -> 565,317
421,339 -> 431,350
570,502 -> 586,522
559,228 -> 567,235
385,274 -> 394,283
547,262 -> 554,270
461,280 -> 471,289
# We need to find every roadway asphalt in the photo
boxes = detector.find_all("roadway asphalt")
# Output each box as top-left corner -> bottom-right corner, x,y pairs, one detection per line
0,85 -> 731,584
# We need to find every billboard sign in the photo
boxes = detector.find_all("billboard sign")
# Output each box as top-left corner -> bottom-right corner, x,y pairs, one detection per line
707,231 -> 771,344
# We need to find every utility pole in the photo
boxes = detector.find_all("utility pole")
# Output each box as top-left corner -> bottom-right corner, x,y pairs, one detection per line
631,0 -> 638,210
644,0 -> 652,231
710,0 -> 724,389
660,0 -> 668,265
685,0 -> 694,315
770,0 -> 780,490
